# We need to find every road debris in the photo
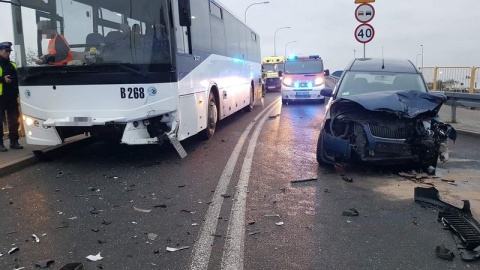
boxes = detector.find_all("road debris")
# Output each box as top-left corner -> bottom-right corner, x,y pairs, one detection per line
342,208 -> 359,217
291,177 -> 317,183
101,220 -> 112,226
8,247 -> 19,254
221,194 -> 231,198
275,222 -> 284,226
32,234 -> 40,243
56,171 -> 64,178
86,252 -> 103,261
13,267 -> 25,270
435,244 -> 455,261
178,184 -> 186,188
412,217 -> 419,226
58,262 -> 84,270
153,204 -> 167,208
35,259 -> 55,268
1,184 -> 13,190
192,223 -> 199,226
134,207 -> 152,213
89,206 -> 100,215
181,210 -> 196,214
147,233 -> 158,241
68,216 -> 78,220
415,187 -> 480,261
247,221 -> 255,225
248,230 -> 261,236
264,214 -> 280,218
342,176 -> 353,183
166,246 -> 189,252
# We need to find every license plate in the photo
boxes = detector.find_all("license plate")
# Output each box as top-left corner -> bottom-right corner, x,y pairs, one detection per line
295,91 -> 310,96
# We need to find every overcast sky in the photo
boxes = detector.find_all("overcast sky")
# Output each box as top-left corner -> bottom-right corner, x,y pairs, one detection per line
1,0 -> 479,72
219,0 -> 480,71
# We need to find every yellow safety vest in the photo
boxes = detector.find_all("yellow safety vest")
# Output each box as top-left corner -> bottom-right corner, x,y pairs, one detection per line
0,61 -> 17,96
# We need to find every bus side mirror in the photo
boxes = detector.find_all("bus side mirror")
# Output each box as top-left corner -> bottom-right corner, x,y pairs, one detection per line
278,71 -> 283,77
178,0 -> 191,26
324,69 -> 330,76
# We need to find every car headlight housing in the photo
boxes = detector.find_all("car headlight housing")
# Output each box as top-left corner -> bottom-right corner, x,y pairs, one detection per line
315,77 -> 325,85
283,77 -> 293,86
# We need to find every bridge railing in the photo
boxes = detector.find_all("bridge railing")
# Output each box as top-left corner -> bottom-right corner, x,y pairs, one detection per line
420,66 -> 479,94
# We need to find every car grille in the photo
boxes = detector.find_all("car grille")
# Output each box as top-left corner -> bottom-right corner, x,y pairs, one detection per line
369,125 -> 409,139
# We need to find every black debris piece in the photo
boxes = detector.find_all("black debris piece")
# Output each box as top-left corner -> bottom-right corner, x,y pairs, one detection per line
56,172 -> 64,178
101,220 -> 112,226
324,189 -> 331,193
35,259 -> 55,268
291,177 -> 318,183
92,228 -> 100,232
221,194 -> 231,198
435,244 -> 454,261
153,204 -> 167,208
178,184 -> 186,188
342,208 -> 359,217
342,176 -> 353,183
247,221 -> 256,225
58,262 -> 84,270
153,250 -> 159,254
89,206 -> 100,215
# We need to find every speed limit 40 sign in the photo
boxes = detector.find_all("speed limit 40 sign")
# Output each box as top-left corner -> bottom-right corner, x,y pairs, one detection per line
354,23 -> 375,43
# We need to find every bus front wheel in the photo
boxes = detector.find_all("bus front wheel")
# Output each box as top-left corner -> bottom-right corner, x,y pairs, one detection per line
243,85 -> 254,112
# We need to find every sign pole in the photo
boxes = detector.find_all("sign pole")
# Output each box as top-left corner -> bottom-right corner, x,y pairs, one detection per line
363,43 -> 366,58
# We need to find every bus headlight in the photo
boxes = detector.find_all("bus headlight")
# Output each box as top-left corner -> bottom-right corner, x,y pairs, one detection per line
25,117 -> 34,126
283,77 -> 292,86
315,77 -> 325,85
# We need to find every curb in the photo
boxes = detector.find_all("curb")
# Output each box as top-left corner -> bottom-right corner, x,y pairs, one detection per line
454,128 -> 480,139
0,135 -> 94,178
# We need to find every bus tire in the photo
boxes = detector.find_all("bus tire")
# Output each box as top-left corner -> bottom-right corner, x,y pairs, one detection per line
202,91 -> 218,140
243,85 -> 254,112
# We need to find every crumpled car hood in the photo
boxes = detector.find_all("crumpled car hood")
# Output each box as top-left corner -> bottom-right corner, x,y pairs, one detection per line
336,90 -> 446,118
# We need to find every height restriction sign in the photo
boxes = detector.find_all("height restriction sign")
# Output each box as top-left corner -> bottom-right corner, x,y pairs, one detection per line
355,3 -> 375,23
354,23 -> 375,43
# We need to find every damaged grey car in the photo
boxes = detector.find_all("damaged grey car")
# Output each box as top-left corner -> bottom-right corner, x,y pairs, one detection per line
316,58 -> 457,172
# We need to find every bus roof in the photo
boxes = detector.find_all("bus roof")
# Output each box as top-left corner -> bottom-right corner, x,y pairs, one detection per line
262,56 -> 285,64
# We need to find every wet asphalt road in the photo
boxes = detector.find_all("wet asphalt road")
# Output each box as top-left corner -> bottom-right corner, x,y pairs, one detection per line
1,91 -> 480,270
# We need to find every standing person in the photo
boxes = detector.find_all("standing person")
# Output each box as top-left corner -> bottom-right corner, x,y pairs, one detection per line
0,41 -> 23,151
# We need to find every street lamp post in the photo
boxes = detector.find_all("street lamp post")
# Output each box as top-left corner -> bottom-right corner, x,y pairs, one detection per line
274,26 -> 290,56
244,1 -> 269,23
421,45 -> 424,71
284,40 -> 297,57
415,53 -> 421,67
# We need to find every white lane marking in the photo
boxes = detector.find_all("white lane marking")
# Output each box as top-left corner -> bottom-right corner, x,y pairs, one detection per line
220,104 -> 278,270
190,98 -> 280,270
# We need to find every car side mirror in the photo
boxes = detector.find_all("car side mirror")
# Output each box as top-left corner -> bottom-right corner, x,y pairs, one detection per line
324,69 -> 330,76
320,87 -> 333,97
278,71 -> 283,77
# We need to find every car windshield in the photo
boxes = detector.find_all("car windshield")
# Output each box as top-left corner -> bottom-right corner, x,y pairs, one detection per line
263,63 -> 284,72
337,71 -> 428,97
284,60 -> 323,74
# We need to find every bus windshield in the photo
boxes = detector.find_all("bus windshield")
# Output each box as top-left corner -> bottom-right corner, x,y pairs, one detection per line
284,60 -> 323,74
263,63 -> 284,72
13,0 -> 172,67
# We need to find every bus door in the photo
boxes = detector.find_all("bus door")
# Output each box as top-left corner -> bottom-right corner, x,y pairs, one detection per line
172,0 -> 196,96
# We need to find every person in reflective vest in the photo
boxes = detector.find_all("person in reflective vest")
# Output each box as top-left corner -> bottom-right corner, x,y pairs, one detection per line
0,42 -> 23,151
36,34 -> 73,66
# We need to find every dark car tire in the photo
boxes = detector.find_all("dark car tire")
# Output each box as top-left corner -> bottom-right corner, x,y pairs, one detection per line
282,99 -> 287,105
316,131 -> 329,165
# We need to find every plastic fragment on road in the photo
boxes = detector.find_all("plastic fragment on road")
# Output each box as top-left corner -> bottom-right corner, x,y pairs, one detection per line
134,207 -> 152,213
58,262 -> 84,270
435,244 -> 455,261
248,230 -> 261,236
342,208 -> 359,216
32,234 -> 40,243
35,259 -> 55,268
8,247 -> 19,254
148,233 -> 158,241
1,185 -> 13,189
275,222 -> 284,226
86,252 -> 103,261
166,246 -> 189,252
13,267 -> 25,270
264,214 -> 280,218
291,177 -> 317,183
68,216 -> 78,220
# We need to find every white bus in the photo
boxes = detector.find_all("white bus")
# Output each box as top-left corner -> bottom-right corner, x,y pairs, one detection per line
4,0 -> 262,156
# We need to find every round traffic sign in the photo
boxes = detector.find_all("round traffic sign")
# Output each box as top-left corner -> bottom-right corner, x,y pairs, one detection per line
354,23 -> 375,43
355,3 -> 375,23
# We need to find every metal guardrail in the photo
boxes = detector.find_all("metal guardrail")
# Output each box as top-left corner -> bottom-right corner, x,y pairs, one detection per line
443,92 -> 480,123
